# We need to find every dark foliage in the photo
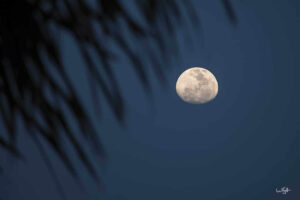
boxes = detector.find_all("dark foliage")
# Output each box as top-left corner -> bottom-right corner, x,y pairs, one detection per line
222,0 -> 237,25
0,0 -> 237,197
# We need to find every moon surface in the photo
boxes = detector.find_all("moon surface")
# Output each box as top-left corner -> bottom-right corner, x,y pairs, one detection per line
176,67 -> 218,104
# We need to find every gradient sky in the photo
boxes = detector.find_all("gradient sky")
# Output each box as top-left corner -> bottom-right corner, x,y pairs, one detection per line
1,1 -> 300,200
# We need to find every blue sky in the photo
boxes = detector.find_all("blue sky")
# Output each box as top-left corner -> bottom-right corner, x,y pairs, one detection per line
1,1 -> 300,200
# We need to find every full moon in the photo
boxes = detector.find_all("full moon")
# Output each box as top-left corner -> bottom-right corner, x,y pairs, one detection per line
176,67 -> 218,104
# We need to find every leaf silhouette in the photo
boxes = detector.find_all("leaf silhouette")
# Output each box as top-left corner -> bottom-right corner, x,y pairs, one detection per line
222,0 -> 238,25
0,0 -> 237,198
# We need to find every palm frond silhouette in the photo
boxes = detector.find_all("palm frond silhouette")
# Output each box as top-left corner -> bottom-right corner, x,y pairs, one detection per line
0,0 -> 237,197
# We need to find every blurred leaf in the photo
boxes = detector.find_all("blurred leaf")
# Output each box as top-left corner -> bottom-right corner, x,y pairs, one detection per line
222,0 -> 238,25
0,0 -> 237,198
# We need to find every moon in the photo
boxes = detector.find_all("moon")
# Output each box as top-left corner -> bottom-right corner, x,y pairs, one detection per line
176,67 -> 218,104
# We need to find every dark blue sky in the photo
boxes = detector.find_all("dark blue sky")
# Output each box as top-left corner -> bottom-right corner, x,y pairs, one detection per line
1,1 -> 300,200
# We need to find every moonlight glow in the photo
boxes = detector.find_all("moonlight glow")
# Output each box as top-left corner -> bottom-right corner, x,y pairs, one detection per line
176,67 -> 218,104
